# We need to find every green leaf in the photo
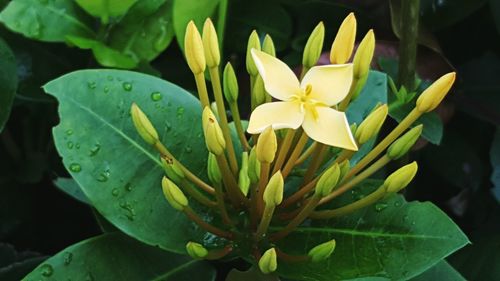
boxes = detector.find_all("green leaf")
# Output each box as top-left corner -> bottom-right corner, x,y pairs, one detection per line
410,261 -> 465,281
75,0 -> 137,23
0,37 -> 17,132
22,233 -> 216,281
490,127 -> 500,202
0,0 -> 95,42
108,0 -> 174,63
172,0 -> 220,49
54,177 -> 89,204
277,180 -> 469,281
44,69 -> 217,253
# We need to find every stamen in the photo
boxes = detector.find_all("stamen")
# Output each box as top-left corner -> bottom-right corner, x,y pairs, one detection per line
304,84 -> 313,96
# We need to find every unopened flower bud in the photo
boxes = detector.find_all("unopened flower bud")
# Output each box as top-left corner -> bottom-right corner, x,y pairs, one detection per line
308,239 -> 336,262
338,159 -> 350,181
186,242 -> 208,259
161,156 -> 185,183
210,101 -> 219,119
262,34 -> 276,57
207,153 -> 221,184
355,104 -> 388,145
248,147 -> 261,183
184,21 -> 206,74
315,164 -> 341,197
202,18 -> 220,68
258,248 -> 277,274
330,13 -> 356,64
416,72 -> 456,113
161,176 -> 188,211
263,171 -> 284,206
239,152 -> 251,196
202,107 -> 226,155
246,30 -> 261,76
223,62 -> 239,103
253,75 -> 267,107
383,162 -> 418,193
131,103 -> 159,145
387,125 -> 423,160
256,126 -> 277,163
353,30 -> 375,79
303,21 -> 325,68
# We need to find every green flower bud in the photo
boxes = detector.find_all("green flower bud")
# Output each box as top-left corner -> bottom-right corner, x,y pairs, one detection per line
355,104 -> 388,145
161,176 -> 188,211
186,242 -> 208,259
303,21 -> 325,68
252,75 -> 267,107
256,126 -> 277,163
223,62 -> 239,103
315,164 -> 341,197
202,18 -> 220,68
184,21 -> 206,74
338,159 -> 351,181
383,162 -> 418,193
239,152 -> 251,196
246,30 -> 261,76
387,125 -> 423,160
161,156 -> 185,183
330,13 -> 356,64
308,239 -> 336,262
263,171 -> 284,207
353,30 -> 375,79
130,103 -> 159,145
248,147 -> 261,184
258,248 -> 277,274
207,153 -> 222,184
416,72 -> 456,113
262,34 -> 276,57
202,107 -> 226,155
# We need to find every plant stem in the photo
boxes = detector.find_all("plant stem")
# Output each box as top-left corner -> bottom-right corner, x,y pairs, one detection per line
256,162 -> 271,215
213,182 -> 232,225
229,102 -> 250,150
295,142 -> 317,165
270,195 -> 320,241
216,153 -> 248,208
280,177 -> 318,209
302,144 -> 327,184
255,204 -> 275,240
398,0 -> 420,91
206,245 -> 233,260
194,73 -> 210,109
275,248 -> 310,263
180,179 -> 217,208
281,131 -> 309,178
184,207 -> 232,239
338,77 -> 360,111
272,129 -> 296,174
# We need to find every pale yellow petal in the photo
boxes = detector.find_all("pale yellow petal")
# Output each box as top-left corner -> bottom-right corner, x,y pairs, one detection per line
301,64 -> 353,106
302,106 -> 358,150
251,49 -> 300,101
247,101 -> 304,134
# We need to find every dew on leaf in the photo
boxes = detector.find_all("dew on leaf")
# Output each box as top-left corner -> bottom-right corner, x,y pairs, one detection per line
124,183 -> 133,192
75,143 -> 80,149
394,201 -> 402,207
69,163 -> 81,173
150,91 -> 162,101
67,141 -> 74,149
103,86 -> 110,93
122,82 -> 133,91
111,188 -> 119,197
106,75 -> 114,81
96,170 -> 110,182
176,107 -> 185,117
63,252 -> 73,265
89,143 -> 101,156
66,129 -> 73,136
40,264 -> 53,277
87,81 -> 97,89
374,203 -> 388,212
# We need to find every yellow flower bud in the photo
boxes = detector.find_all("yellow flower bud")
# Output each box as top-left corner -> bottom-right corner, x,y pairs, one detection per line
355,104 -> 388,145
353,30 -> 375,79
238,152 -> 251,196
184,21 -> 206,74
262,34 -> 276,57
248,147 -> 261,183
246,30 -> 261,76
253,75 -> 267,107
263,171 -> 284,206
256,126 -> 277,163
223,62 -> 239,103
315,163 -> 341,197
130,103 -> 159,145
258,248 -> 277,274
207,153 -> 221,184
202,18 -> 220,68
161,176 -> 188,211
308,239 -> 336,262
330,13 -> 356,64
416,72 -> 456,113
202,107 -> 226,155
161,156 -> 185,183
338,159 -> 350,181
186,242 -> 208,259
303,21 -> 325,68
383,162 -> 418,193
387,125 -> 423,160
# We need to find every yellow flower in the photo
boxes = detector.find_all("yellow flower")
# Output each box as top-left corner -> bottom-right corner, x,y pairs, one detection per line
247,49 -> 358,150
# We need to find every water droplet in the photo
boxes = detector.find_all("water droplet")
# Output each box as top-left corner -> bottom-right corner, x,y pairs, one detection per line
75,143 -> 80,149
111,188 -> 119,197
124,183 -> 133,192
89,143 -> 101,156
122,82 -> 132,91
150,91 -> 162,101
107,75 -> 114,81
176,107 -> 185,117
69,163 -> 81,173
119,201 -> 136,221
97,170 -> 110,182
374,203 -> 388,212
67,141 -> 74,149
66,129 -> 73,136
394,201 -> 402,207
103,86 -> 110,93
185,146 -> 192,153
63,252 -> 73,265
88,81 -> 97,89
40,264 -> 53,277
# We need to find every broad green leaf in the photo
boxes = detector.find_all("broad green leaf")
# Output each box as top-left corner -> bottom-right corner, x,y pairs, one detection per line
0,37 -> 17,132
44,69 -> 218,253
172,0 -> 219,49
277,180 -> 469,281
75,0 -> 137,23
0,0 -> 95,42
108,0 -> 174,62
490,127 -> 500,202
410,261 -> 465,281
54,178 -> 89,204
22,233 -> 216,281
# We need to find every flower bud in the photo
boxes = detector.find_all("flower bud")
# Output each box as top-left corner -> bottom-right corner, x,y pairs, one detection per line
186,242 -> 208,259
262,34 -> 276,57
202,107 -> 226,155
223,62 -> 239,103
355,104 -> 388,145
353,30 -> 375,79
330,13 -> 356,64
130,103 -> 159,145
207,153 -> 222,184
303,21 -> 325,68
416,72 -> 456,113
246,30 -> 261,76
256,126 -> 277,163
161,176 -> 188,211
210,101 -> 219,119
161,156 -> 185,183
239,152 -> 251,196
308,239 -> 336,262
387,125 -> 423,160
383,162 -> 418,193
338,159 -> 350,181
184,21 -> 206,74
252,75 -> 267,107
202,18 -> 220,68
258,248 -> 277,274
263,171 -> 284,207
248,147 -> 261,183
315,164 -> 341,197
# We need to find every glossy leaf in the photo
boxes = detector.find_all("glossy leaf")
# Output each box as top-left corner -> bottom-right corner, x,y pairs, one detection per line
0,0 -> 95,42
411,261 -> 465,281
75,0 -> 137,22
44,69 -> 218,253
54,178 -> 89,204
0,37 -> 18,132
23,233 -> 216,281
